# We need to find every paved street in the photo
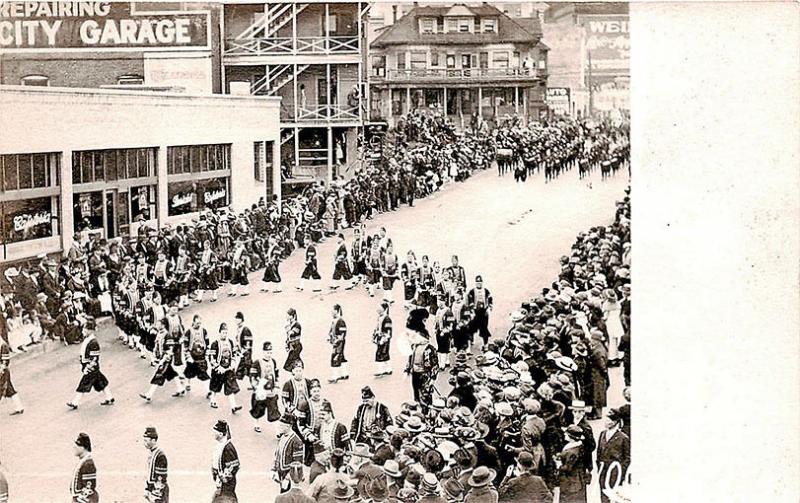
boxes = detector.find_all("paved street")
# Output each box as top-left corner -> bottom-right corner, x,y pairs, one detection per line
1,166 -> 628,502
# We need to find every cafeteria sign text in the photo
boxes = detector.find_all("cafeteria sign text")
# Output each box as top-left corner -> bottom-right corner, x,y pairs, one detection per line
0,1 -> 209,51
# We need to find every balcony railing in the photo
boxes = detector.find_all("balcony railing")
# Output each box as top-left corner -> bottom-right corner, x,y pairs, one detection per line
224,36 -> 359,57
297,104 -> 361,122
377,67 -> 542,82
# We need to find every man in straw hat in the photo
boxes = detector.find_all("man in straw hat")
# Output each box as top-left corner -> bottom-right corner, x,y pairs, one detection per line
211,420 -> 240,502
71,432 -> 98,503
143,426 -> 169,503
464,465 -> 498,503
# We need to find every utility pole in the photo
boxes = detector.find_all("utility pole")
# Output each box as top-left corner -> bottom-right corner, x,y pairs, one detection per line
587,49 -> 595,118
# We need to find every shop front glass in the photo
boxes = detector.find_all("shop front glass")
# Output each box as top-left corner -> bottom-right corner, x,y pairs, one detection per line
167,177 -> 229,216
0,196 -> 59,244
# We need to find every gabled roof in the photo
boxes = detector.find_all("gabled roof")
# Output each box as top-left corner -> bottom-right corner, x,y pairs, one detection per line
371,3 -> 542,48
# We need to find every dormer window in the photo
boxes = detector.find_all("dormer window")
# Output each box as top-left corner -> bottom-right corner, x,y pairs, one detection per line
481,18 -> 496,33
458,18 -> 471,32
419,18 -> 436,34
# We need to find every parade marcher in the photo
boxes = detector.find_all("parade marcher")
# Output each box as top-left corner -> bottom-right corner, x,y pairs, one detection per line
234,312 -> 254,382
401,250 -> 419,310
330,233 -> 354,290
372,301 -> 393,377
228,238 -> 251,297
71,433 -> 98,503
196,240 -> 220,303
140,318 -> 184,402
212,420 -> 240,503
208,323 -> 242,413
143,427 -> 169,503
164,303 -> 188,395
311,400 -> 351,482
405,309 -> 439,408
467,275 -> 494,352
380,240 -> 399,303
327,304 -> 350,384
446,255 -> 467,293
434,294 -> 456,370
0,337 -> 24,415
272,419 -> 306,493
366,237 -> 383,297
245,341 -> 280,433
351,226 -> 367,285
282,360 -> 313,427
351,386 -> 393,445
298,240 -> 322,292
283,308 -> 304,372
596,408 -> 630,503
183,314 -> 211,390
261,236 -> 283,293
67,319 -> 115,410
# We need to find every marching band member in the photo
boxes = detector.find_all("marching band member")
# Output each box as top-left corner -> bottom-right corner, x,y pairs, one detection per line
467,275 -> 494,352
350,226 -> 367,285
400,251 -> 420,310
249,341 -> 280,433
173,246 -> 192,309
405,309 -> 439,411
417,255 -> 435,309
164,302 -> 187,395
283,308 -> 303,372
211,420 -> 240,503
143,427 -> 169,503
0,337 -> 24,415
380,240 -> 399,304
183,314 -> 211,391
297,239 -> 322,293
233,312 -> 254,382
228,238 -> 251,297
327,304 -> 349,384
350,386 -> 393,445
196,240 -> 220,303
309,400 -> 351,483
71,433 -> 98,503
435,293 -> 456,370
152,252 -> 173,305
281,360 -> 312,427
365,237 -> 382,298
260,236 -> 283,293
208,323 -> 242,414
330,234 -> 354,290
139,319 -> 182,402
446,255 -> 467,293
67,319 -> 115,410
372,301 -> 393,377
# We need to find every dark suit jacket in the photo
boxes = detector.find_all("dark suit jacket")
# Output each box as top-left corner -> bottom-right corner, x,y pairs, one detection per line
499,472 -> 553,503
275,487 -> 314,503
597,428 -> 630,486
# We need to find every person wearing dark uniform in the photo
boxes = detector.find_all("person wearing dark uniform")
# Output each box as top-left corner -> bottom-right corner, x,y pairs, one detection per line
330,234 -> 354,290
400,251 -> 419,310
298,243 -> 322,292
140,319 -> 182,402
327,304 -> 349,384
310,400 -> 351,483
281,360 -> 312,428
0,338 -> 24,415
446,255 -> 467,293
212,420 -> 240,503
172,247 -> 192,309
467,275 -> 494,351
196,240 -> 220,303
68,319 -> 114,410
143,427 -> 169,503
372,301 -> 393,377
208,324 -> 242,414
283,308 -> 303,372
350,227 -> 367,285
416,256 -> 435,309
249,341 -> 281,433
183,314 -> 210,389
365,238 -> 382,297
434,295 -> 456,370
380,241 -> 399,303
71,432 -> 98,503
228,238 -> 250,297
272,419 -> 305,493
163,303 -> 187,395
152,252 -> 173,305
234,312 -> 253,381
260,237 -> 283,293
350,387 -> 393,445
405,308 -> 438,410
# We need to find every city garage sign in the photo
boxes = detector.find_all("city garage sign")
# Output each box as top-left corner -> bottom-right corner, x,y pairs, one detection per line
0,1 -> 209,51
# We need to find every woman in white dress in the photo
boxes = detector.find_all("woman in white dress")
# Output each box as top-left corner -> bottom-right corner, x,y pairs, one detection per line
602,288 -> 625,364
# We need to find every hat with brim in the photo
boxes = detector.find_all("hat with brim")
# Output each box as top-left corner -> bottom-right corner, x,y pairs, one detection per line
404,416 -> 426,433
555,357 -> 578,372
468,466 -> 496,487
332,476 -> 356,499
382,459 -> 402,478
352,443 -> 373,459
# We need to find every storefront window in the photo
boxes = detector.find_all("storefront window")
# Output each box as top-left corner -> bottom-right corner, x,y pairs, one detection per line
73,192 -> 104,232
130,185 -> 157,222
1,153 -> 59,192
167,144 -> 230,175
72,148 -> 156,185
1,197 -> 58,244
167,177 -> 229,216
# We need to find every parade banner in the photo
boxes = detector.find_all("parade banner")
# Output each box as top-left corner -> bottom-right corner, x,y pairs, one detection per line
580,14 -> 630,76
546,87 -> 571,116
0,1 -> 210,51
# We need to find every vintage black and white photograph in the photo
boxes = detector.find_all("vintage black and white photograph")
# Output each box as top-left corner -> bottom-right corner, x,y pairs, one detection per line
0,1 -> 634,502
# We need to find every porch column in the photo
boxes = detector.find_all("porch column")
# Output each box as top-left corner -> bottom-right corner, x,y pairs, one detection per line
272,139 -> 282,209
443,87 -> 447,116
326,63 -> 332,119
157,145 -> 169,228
59,150 -> 74,256
478,87 -> 483,118
406,87 -> 411,114
514,86 -> 519,115
326,127 -> 334,184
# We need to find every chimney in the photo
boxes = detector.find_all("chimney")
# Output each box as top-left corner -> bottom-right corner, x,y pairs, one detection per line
392,5 -> 398,23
